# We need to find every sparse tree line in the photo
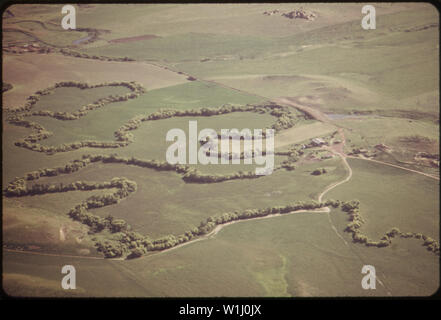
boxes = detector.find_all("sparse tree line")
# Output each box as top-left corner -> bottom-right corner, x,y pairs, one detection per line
59,48 -> 135,62
342,200 -> 440,255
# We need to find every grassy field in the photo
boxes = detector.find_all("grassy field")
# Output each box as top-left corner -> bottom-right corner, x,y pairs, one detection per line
2,3 -> 439,298
171,5 -> 438,117
326,158 -> 439,241
2,81 -> 266,183
29,157 -> 346,238
74,3 -> 413,39
27,81 -> 267,147
5,204 -> 438,297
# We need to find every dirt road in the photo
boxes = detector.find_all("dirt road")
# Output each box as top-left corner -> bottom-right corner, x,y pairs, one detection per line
272,97 -> 331,122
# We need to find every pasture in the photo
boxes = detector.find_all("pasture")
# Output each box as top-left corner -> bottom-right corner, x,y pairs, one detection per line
2,3 -> 439,297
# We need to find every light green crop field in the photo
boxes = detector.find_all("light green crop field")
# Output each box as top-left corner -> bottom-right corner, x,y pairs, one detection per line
2,3 -> 439,298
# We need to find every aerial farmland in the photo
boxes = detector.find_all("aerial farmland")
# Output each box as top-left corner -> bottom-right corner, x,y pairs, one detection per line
2,3 -> 439,298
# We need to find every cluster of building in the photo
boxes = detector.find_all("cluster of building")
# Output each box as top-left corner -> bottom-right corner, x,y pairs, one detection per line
262,8 -> 317,21
282,9 -> 317,21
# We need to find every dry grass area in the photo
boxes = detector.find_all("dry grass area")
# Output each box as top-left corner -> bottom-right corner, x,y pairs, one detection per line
2,193 -> 106,256
2,53 -> 189,109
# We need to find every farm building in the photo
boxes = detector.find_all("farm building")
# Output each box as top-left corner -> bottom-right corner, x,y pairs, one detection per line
311,138 -> 326,146
375,143 -> 390,151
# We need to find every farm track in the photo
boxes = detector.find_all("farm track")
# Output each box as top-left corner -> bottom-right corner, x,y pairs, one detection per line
318,130 -> 393,295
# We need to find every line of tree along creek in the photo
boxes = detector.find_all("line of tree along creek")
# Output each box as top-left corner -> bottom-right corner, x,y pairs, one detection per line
342,200 -> 440,255
3,151 -> 340,259
7,81 -> 146,154
9,88 -> 304,154
6,159 -> 438,258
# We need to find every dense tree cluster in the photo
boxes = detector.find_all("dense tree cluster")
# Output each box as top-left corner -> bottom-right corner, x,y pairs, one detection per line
94,227 -> 152,258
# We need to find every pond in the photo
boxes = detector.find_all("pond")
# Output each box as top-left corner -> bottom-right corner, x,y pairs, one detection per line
72,35 -> 93,45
